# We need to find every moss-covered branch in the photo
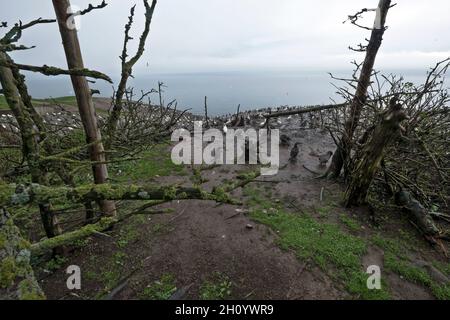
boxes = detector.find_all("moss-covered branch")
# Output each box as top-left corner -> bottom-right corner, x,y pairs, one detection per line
1,182 -> 239,208
30,217 -> 116,256
212,170 -> 261,199
0,209 -> 45,300
0,60 -> 112,83
0,43 -> 36,52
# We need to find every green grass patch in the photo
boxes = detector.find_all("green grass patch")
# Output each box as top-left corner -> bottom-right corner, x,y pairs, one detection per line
191,167 -> 206,185
44,255 -> 68,272
82,251 -> 129,297
116,224 -> 139,249
0,95 -> 110,114
0,95 -> 8,109
245,187 -> 389,299
32,96 -> 78,107
141,273 -> 177,300
372,234 -> 450,300
316,205 -> 334,218
251,208 -> 389,299
111,144 -> 184,182
0,95 -> 80,110
100,270 -> 121,292
316,205 -> 334,213
384,252 -> 450,299
151,222 -> 174,235
199,273 -> 232,300
99,252 -> 127,290
371,235 -> 406,258
433,261 -> 450,277
339,214 -> 361,232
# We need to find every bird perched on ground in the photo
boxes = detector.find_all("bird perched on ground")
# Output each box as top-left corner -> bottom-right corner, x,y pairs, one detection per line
289,143 -> 300,163
280,134 -> 291,147
318,151 -> 333,166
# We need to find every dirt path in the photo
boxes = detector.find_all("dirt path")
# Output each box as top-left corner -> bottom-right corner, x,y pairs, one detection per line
38,128 -> 448,300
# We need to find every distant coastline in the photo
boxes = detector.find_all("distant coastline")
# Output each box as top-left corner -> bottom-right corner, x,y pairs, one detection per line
7,69 -> 444,116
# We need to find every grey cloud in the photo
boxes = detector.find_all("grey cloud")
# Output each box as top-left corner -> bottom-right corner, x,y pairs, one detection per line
1,0 -> 449,76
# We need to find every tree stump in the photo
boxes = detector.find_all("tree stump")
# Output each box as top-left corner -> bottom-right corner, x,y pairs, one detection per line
344,98 -> 407,207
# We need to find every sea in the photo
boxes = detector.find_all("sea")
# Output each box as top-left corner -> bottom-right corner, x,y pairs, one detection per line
24,70 -> 439,116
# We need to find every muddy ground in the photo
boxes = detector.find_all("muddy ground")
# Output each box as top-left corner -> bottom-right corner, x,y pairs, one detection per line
28,126 -> 449,300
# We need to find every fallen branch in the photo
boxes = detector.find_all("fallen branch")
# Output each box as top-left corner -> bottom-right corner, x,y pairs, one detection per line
222,170 -> 261,193
395,190 -> 440,238
30,217 -> 116,256
2,182 -> 239,208
264,103 -> 347,119
303,165 -> 321,175
429,211 -> 450,223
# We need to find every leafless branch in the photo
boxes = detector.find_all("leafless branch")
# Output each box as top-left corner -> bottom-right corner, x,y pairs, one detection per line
0,18 -> 56,44
0,60 -> 112,82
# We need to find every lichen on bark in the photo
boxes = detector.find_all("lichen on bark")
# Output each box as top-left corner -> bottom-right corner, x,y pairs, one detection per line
0,209 -> 45,300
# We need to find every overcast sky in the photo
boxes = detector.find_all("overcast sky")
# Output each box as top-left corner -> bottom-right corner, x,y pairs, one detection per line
2,0 -> 450,77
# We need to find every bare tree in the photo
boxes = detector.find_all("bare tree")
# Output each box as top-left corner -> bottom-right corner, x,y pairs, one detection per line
326,0 -> 393,179
328,58 -> 450,242
105,0 -> 157,147
0,17 -> 62,239
0,51 -> 62,239
0,12 -> 116,238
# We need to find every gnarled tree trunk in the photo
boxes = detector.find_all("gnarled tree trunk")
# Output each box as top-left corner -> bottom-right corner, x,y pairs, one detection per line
0,51 -> 61,239
327,0 -> 392,179
344,98 -> 406,207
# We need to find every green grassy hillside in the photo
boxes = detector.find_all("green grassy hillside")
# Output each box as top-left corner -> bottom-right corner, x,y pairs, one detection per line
0,95 -> 79,110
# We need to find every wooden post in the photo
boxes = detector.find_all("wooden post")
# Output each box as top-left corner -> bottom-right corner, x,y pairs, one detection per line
52,0 -> 116,217
204,96 -> 209,128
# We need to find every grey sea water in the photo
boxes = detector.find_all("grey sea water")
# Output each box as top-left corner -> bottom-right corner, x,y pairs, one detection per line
25,70 -> 437,116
